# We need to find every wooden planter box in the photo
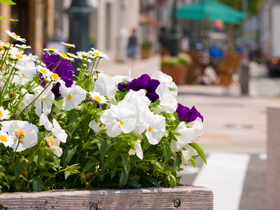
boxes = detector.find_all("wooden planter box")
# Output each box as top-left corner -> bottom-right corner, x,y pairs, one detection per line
162,65 -> 188,85
0,185 -> 213,210
141,48 -> 150,59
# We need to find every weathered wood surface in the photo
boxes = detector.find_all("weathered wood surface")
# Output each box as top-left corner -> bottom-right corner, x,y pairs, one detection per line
0,185 -> 213,210
266,108 -> 280,210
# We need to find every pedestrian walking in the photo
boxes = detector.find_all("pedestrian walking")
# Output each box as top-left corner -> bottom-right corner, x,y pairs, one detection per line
127,28 -> 138,70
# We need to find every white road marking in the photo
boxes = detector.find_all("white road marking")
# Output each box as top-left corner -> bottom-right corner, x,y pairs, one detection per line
193,153 -> 250,210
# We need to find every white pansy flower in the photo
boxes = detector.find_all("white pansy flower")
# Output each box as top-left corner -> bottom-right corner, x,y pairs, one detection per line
94,73 -> 117,104
0,107 -> 10,120
139,110 -> 166,145
187,117 -> 204,142
100,104 -> 136,137
60,84 -> 87,111
34,85 -> 54,116
181,144 -> 196,165
46,136 -> 63,157
13,60 -> 37,85
89,91 -> 108,104
5,29 -> 26,42
40,113 -> 67,143
1,120 -> 38,152
0,130 -> 14,148
155,83 -> 177,114
128,140 -> 143,160
89,119 -> 106,134
152,71 -> 178,97
171,122 -> 194,152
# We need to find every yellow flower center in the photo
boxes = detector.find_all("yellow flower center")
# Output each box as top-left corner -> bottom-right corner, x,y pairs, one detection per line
13,34 -> 19,39
98,50 -> 101,52
40,69 -> 47,74
15,128 -> 25,139
49,47 -> 54,50
109,75 -> 113,78
0,111 -> 3,117
60,52 -> 67,58
42,98 -> 46,102
148,127 -> 152,132
0,135 -> 7,142
4,42 -> 10,46
162,105 -> 165,108
22,73 -> 25,78
94,96 -> 102,102
94,52 -> 100,56
67,95 -> 72,100
47,137 -> 54,147
15,54 -> 22,59
51,73 -> 59,80
119,121 -> 124,126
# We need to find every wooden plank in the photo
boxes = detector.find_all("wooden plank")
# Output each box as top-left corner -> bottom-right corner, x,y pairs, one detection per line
266,107 -> 280,210
0,185 -> 213,210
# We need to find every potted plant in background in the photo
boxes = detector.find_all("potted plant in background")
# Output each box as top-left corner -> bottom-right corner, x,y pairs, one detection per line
141,40 -> 152,59
161,53 -> 192,85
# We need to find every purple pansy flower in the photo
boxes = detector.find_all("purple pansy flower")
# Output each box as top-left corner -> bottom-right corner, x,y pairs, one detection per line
127,74 -> 160,102
176,103 -> 203,123
118,82 -> 129,91
42,53 -> 73,98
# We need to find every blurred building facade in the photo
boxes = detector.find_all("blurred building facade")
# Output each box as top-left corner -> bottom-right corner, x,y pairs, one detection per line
0,0 -> 55,57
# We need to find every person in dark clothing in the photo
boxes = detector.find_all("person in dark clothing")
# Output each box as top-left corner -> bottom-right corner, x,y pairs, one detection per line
158,27 -> 169,56
127,29 -> 138,58
127,28 -> 138,70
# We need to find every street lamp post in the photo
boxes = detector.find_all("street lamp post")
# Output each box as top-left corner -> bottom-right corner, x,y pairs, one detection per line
65,0 -> 94,76
169,0 -> 180,57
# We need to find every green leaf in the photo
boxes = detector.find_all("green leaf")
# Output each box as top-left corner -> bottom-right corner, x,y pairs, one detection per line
111,167 -> 117,179
189,142 -> 207,165
84,160 -> 96,172
62,144 -> 78,167
190,156 -> 196,168
0,0 -> 16,5
39,172 -> 56,178
0,16 -> 18,21
14,158 -> 27,177
100,140 -> 111,160
140,175 -> 161,187
168,87 -> 177,91
53,97 -> 63,110
119,169 -> 128,188
104,156 -> 114,167
64,170 -> 71,180
32,176 -> 43,192
121,154 -> 131,174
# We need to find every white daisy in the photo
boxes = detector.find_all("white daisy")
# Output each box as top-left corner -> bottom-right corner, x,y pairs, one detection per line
15,44 -> 31,50
0,107 -> 10,120
59,52 -> 74,61
5,29 -> 26,43
62,42 -> 75,48
89,91 -> 108,104
0,130 -> 14,148
43,47 -> 59,55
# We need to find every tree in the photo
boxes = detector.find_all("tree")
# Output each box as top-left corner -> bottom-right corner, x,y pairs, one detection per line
219,0 -> 263,16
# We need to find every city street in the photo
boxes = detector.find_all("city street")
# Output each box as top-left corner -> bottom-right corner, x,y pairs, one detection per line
99,55 -> 280,210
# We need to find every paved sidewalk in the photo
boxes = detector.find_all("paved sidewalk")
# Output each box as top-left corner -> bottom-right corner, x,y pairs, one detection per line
98,55 -> 280,154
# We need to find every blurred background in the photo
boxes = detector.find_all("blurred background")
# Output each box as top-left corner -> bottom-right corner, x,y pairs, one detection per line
1,0 -> 280,210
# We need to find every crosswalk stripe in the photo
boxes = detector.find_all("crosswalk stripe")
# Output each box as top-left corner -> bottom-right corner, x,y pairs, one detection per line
192,152 -> 250,210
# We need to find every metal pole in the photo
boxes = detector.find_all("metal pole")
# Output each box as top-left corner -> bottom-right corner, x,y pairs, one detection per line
65,0 -> 94,76
169,0 -> 180,56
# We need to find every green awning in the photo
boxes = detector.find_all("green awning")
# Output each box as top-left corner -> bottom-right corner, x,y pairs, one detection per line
177,0 -> 246,24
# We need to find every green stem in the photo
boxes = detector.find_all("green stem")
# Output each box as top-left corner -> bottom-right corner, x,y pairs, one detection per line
95,58 -> 101,70
0,44 -> 12,70
43,168 -> 68,184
